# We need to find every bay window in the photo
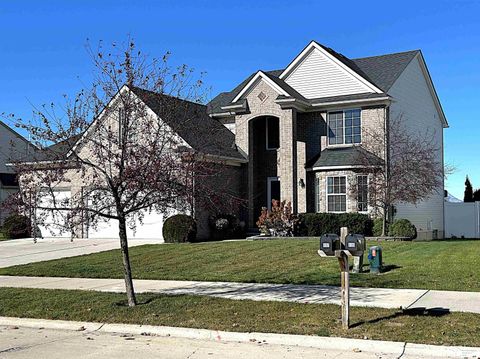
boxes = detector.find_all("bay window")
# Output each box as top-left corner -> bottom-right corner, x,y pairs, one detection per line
315,176 -> 321,212
327,176 -> 347,212
357,175 -> 368,212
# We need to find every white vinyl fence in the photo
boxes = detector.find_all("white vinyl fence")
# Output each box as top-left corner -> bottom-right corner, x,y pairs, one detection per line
444,201 -> 480,238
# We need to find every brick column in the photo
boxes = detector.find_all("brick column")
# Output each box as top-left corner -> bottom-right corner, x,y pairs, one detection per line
279,109 -> 297,212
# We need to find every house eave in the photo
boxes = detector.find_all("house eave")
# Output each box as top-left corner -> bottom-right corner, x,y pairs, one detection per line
220,99 -> 249,115
310,96 -> 391,109
209,112 -> 236,118
274,97 -> 310,111
307,164 -> 381,171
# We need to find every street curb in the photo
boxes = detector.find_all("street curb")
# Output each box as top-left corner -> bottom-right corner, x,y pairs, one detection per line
1,317 -> 479,357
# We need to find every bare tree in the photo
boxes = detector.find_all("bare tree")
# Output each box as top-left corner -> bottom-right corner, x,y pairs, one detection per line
4,40 -> 243,306
349,115 -> 444,236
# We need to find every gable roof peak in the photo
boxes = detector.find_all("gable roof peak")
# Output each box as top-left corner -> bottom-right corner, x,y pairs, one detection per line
279,40 -> 384,95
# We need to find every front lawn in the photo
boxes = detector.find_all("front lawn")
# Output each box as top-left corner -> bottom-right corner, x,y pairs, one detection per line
1,239 -> 479,291
1,287 -> 479,347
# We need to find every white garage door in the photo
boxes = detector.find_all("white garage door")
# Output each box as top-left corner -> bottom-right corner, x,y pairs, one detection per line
36,189 -> 72,238
87,209 -> 165,240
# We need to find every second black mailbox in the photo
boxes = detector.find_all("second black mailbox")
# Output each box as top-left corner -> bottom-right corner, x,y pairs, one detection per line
320,234 -> 341,256
345,234 -> 366,256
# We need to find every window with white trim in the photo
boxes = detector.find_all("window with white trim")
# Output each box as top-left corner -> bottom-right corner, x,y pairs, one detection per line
328,109 -> 361,145
118,108 -> 126,143
357,175 -> 368,212
327,176 -> 346,212
315,176 -> 321,212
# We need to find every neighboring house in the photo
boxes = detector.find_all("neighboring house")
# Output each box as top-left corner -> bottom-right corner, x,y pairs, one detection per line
207,40 -> 448,239
0,121 -> 34,222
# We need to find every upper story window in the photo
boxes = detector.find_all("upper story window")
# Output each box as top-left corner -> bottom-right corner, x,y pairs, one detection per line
118,108 -> 126,143
266,116 -> 279,150
328,109 -> 361,145
118,108 -> 139,144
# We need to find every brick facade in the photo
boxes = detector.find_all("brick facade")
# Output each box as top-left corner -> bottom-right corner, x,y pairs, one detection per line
235,79 -> 298,225
230,82 -> 386,224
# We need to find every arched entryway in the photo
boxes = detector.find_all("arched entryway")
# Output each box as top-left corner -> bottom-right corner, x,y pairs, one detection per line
248,115 -> 280,224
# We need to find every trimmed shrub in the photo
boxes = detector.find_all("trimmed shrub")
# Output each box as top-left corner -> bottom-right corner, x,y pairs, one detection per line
296,213 -> 373,236
2,214 -> 31,239
208,214 -> 246,241
389,218 -> 417,239
373,218 -> 387,237
162,214 -> 197,243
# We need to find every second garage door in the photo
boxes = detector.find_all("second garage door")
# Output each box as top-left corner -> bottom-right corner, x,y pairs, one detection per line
86,209 -> 165,240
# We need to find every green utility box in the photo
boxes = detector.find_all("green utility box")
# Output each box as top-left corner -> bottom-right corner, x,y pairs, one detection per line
368,246 -> 382,274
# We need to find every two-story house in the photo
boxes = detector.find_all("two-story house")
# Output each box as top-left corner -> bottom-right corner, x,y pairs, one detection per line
207,41 -> 448,239
17,41 -> 447,241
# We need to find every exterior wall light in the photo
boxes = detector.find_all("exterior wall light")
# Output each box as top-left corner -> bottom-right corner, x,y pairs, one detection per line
298,178 -> 305,188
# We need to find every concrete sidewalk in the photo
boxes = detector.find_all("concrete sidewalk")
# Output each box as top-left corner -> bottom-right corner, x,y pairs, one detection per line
1,275 -> 479,313
0,238 -> 160,268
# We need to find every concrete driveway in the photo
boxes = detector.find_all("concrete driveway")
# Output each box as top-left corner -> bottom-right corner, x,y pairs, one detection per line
0,238 -> 160,268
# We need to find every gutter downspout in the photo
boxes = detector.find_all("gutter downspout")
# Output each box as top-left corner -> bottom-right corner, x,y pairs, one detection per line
385,105 -> 391,226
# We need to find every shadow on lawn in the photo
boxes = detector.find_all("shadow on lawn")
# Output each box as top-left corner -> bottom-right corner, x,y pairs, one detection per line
358,263 -> 402,274
351,307 -> 450,328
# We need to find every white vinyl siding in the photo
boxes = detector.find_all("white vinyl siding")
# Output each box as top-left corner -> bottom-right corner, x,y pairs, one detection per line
388,56 -> 445,235
284,48 -> 374,99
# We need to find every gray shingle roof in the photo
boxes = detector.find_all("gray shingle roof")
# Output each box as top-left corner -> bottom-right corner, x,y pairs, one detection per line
25,88 -> 245,164
207,69 -> 283,114
352,50 -> 419,92
131,87 -> 245,161
207,45 -> 419,114
307,146 -> 383,169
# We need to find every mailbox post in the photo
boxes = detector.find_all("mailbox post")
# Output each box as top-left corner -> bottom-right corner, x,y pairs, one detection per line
338,227 -> 350,330
318,227 -> 366,330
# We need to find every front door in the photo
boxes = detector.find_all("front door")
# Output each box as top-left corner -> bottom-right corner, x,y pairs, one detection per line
267,177 -> 280,210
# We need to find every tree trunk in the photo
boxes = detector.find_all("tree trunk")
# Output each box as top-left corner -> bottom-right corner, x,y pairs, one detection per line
118,216 -> 137,307
382,208 -> 387,237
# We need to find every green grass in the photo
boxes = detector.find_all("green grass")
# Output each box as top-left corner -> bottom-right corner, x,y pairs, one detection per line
1,287 -> 479,347
1,239 -> 479,291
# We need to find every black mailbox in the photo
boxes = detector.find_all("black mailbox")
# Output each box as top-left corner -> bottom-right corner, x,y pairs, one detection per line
320,234 -> 341,256
345,234 -> 366,256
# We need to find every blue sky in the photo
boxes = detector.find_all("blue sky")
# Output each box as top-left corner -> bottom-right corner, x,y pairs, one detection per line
0,0 -> 478,198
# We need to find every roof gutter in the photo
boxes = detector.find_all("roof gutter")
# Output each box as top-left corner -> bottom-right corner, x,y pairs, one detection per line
274,97 -> 310,111
204,153 -> 248,164
6,159 -> 78,168
307,164 -> 380,171
310,96 -> 391,108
